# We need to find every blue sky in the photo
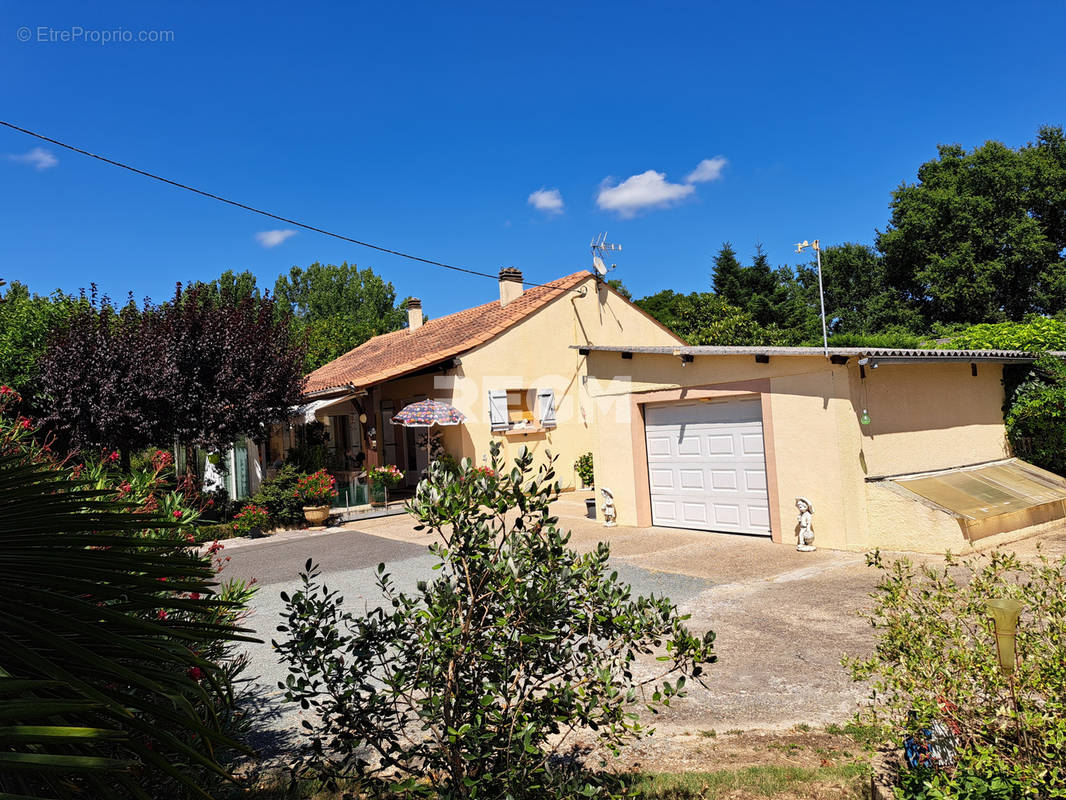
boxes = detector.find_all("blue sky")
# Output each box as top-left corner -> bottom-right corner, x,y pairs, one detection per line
2,1 -> 1064,317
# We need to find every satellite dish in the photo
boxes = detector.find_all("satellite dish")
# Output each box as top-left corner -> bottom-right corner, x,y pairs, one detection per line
593,255 -> 607,276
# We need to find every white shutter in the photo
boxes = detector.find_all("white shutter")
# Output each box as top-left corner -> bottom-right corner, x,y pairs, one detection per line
488,389 -> 509,431
537,388 -> 557,428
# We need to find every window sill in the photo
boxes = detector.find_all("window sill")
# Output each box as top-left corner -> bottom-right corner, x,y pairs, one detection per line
493,425 -> 555,437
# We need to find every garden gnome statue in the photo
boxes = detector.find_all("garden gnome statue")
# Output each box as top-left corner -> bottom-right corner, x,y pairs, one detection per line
795,497 -> 815,551
601,487 -> 617,527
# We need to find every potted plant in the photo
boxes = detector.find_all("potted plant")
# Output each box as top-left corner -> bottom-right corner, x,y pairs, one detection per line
574,452 -> 596,518
296,469 -> 337,525
367,464 -> 403,507
232,503 -> 269,538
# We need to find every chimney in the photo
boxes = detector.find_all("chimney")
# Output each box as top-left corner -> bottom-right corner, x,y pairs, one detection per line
498,267 -> 523,307
406,298 -> 423,330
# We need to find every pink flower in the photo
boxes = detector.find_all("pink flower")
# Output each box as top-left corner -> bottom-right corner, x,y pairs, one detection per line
156,609 -> 168,620
107,451 -> 120,463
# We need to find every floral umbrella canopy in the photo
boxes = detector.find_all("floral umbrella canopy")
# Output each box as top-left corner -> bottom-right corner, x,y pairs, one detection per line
390,399 -> 467,468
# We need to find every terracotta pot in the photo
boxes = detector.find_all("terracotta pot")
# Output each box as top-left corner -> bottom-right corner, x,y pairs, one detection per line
302,505 -> 330,525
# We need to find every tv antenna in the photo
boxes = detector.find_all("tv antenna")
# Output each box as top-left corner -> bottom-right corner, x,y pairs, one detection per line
590,232 -> 622,279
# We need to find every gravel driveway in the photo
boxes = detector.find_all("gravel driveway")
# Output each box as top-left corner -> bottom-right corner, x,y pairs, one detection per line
220,494 -> 890,758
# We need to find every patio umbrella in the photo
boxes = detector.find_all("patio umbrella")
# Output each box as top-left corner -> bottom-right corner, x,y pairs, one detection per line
390,399 -> 467,470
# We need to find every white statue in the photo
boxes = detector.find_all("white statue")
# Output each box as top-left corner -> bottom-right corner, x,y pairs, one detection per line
796,497 -> 816,551
601,487 -> 616,527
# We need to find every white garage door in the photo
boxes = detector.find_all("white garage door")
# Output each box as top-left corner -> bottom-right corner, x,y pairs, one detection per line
644,398 -> 770,535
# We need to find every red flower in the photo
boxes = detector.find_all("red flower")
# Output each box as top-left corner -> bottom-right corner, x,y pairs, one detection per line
172,509 -> 183,520
16,416 -> 31,430
186,667 -> 204,681
107,450 -> 120,463
156,609 -> 168,620
189,592 -> 200,601
0,385 -> 11,395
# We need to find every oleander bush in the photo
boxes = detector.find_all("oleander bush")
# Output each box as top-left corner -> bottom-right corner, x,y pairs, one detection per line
845,550 -> 1066,799
275,444 -> 716,798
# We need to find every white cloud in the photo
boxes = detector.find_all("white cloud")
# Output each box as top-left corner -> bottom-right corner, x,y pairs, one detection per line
527,187 -> 564,214
9,147 -> 58,170
255,229 -> 297,248
596,156 -> 729,217
596,170 -> 695,217
687,156 -> 728,183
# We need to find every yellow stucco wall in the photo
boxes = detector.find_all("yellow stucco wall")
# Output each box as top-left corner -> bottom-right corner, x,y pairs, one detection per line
584,352 -> 1015,551
851,362 -> 1010,478
375,277 -> 682,489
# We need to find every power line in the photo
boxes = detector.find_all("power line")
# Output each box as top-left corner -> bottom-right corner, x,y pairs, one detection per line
0,120 -> 583,295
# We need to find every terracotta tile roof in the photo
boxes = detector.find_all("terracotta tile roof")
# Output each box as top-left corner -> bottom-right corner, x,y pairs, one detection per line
304,271 -> 592,396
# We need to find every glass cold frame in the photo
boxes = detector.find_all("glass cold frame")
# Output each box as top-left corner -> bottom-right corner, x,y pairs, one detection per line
894,461 -> 1066,520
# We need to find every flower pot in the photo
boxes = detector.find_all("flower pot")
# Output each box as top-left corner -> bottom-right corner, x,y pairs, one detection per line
585,497 -> 596,519
302,505 -> 330,525
370,481 -> 387,507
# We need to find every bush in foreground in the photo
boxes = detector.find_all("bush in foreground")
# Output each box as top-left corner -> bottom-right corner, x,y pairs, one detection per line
846,550 -> 1066,798
275,444 -> 716,798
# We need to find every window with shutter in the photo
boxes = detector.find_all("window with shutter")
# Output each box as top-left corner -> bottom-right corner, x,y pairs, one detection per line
537,388 -> 557,428
488,389 -> 509,431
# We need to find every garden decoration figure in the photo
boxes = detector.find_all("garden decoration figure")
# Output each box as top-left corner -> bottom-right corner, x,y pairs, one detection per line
601,487 -> 616,527
796,497 -> 815,551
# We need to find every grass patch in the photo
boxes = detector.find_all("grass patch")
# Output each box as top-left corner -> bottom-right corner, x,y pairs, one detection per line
247,764 -> 872,799
633,763 -> 870,798
825,722 -> 885,747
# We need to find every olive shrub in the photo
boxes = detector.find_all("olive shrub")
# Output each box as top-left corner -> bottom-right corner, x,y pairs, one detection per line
275,444 -> 716,798
846,550 -> 1066,798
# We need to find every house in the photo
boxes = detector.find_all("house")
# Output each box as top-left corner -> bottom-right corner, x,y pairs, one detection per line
282,268 -> 682,500
579,345 -> 1066,553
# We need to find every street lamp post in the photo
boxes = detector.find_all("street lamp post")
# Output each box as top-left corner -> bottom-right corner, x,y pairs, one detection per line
795,239 -> 829,358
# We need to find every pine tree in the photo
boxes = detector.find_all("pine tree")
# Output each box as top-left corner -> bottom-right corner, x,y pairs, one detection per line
711,242 -> 745,306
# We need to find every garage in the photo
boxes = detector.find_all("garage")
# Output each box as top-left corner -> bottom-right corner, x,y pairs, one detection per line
644,397 -> 771,535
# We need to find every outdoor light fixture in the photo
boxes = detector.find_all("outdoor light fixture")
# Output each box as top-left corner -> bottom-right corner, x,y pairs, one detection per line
795,239 -> 829,358
860,409 -> 871,426
987,598 -> 1023,674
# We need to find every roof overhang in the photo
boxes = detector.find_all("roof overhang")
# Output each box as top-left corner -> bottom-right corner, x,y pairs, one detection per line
289,394 -> 360,423
571,345 -> 1061,364
301,355 -> 464,400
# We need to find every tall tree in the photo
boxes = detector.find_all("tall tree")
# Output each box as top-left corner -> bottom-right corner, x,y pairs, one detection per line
878,125 -> 1066,325
273,262 -> 405,371
796,243 -> 924,335
161,284 -> 306,453
37,285 -> 305,462
0,281 -> 79,394
635,290 -> 790,346
710,242 -> 745,305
